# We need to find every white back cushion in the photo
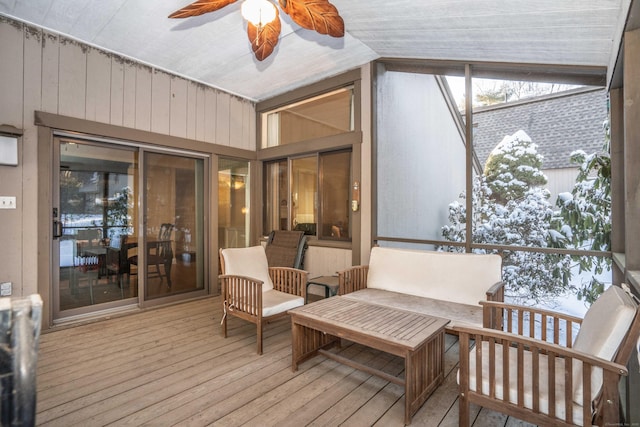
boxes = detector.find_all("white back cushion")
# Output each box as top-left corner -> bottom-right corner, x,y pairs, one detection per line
221,246 -> 274,291
572,285 -> 636,403
366,247 -> 502,306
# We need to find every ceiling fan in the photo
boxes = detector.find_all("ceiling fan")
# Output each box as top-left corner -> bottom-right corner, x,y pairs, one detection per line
169,0 -> 345,61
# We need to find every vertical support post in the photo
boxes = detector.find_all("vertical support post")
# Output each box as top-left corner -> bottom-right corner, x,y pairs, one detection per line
623,30 -> 640,271
609,88 -> 624,283
464,64 -> 473,253
623,28 -> 640,425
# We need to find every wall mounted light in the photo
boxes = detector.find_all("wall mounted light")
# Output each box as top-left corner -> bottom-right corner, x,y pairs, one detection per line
0,125 -> 22,166
351,180 -> 360,212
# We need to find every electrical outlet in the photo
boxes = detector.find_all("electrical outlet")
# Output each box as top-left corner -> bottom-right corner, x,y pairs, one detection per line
0,196 -> 16,209
0,282 -> 12,296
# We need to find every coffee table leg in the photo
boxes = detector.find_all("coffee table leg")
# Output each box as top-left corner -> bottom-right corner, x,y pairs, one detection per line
291,318 -> 301,371
404,329 -> 446,424
291,318 -> 341,372
405,351 -> 414,425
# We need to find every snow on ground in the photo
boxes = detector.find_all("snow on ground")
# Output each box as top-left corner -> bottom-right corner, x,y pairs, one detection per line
503,264 -> 611,343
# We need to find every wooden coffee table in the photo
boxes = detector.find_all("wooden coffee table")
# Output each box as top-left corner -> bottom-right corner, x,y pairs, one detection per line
289,296 -> 449,425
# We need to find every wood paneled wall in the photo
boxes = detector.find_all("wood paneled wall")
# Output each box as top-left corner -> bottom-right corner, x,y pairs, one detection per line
0,16 -> 256,300
0,18 -> 255,147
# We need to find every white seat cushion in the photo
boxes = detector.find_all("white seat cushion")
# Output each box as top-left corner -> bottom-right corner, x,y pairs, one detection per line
221,246 -> 274,291
571,285 -> 637,404
262,290 -> 304,317
461,341 -> 587,425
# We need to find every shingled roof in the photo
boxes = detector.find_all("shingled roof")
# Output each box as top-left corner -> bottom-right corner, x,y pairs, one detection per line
472,88 -> 608,170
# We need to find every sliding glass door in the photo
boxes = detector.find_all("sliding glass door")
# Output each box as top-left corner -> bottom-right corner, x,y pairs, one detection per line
142,152 -> 205,299
55,140 -> 138,315
54,137 -> 207,320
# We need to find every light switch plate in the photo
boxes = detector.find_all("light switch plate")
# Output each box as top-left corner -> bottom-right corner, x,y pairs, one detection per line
0,196 -> 16,209
0,282 -> 11,296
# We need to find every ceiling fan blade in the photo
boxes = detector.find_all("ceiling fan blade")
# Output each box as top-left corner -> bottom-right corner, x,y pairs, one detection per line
248,15 -> 281,61
168,0 -> 237,19
278,0 -> 344,37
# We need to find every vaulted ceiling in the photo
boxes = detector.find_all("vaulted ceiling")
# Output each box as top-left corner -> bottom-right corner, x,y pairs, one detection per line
0,0 -> 632,102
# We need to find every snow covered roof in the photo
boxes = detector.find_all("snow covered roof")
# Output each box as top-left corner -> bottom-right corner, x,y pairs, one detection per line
472,88 -> 608,170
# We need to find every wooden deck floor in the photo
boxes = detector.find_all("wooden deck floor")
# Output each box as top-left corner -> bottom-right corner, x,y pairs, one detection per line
36,297 -> 533,426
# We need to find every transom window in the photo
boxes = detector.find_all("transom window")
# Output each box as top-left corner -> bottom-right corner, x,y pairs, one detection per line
260,86 -> 355,148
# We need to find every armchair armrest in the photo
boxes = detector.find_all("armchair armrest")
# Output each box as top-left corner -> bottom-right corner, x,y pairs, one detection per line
219,274 -> 264,317
337,265 -> 369,295
453,324 -> 628,426
480,300 -> 583,347
453,324 -> 627,374
485,280 -> 505,302
268,267 -> 308,299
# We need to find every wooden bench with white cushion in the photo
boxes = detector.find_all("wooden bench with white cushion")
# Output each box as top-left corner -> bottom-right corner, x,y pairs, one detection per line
338,246 -> 505,331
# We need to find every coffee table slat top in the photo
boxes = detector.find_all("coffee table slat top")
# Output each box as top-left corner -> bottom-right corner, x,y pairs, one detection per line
289,296 -> 449,351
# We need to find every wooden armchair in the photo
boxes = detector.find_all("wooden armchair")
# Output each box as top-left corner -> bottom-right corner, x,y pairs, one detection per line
219,246 -> 307,354
454,285 -> 640,427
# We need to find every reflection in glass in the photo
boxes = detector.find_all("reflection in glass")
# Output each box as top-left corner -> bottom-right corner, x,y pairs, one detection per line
143,152 -> 205,299
58,141 -> 137,311
291,156 -> 317,234
219,158 -> 250,248
320,151 -> 351,240
264,160 -> 288,233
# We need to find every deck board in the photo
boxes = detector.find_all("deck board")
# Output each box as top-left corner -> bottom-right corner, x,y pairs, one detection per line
35,296 -> 524,426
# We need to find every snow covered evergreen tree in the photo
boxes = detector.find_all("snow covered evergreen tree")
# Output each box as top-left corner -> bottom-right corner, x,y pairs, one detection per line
442,130 -> 572,303
483,130 -> 548,204
553,119 -> 611,304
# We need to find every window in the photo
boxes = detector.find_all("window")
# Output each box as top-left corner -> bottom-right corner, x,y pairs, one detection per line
258,72 -> 360,244
291,156 -> 317,233
261,86 -> 354,148
264,150 -> 351,240
218,158 -> 250,248
375,61 -> 611,312
320,151 -> 351,239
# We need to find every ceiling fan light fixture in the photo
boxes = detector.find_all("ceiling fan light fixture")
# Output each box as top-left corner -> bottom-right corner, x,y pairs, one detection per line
241,0 -> 277,27
168,0 -> 344,61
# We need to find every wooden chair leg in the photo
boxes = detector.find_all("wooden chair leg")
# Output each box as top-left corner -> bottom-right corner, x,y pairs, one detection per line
459,392 -> 470,426
257,319 -> 263,355
458,333 -> 471,427
598,375 -> 621,426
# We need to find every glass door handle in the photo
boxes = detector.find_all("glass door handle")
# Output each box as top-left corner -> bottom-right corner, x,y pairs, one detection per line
53,220 -> 63,239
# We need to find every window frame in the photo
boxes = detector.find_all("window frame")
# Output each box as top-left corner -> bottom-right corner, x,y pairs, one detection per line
263,148 -> 353,241
373,60 -> 611,257
256,70 -> 362,246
